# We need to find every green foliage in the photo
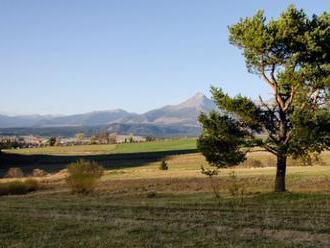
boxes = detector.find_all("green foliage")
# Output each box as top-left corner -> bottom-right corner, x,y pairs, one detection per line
66,160 -> 104,194
199,5 -> 330,191
289,108 -> 330,157
48,137 -> 56,146
0,179 -> 39,196
0,139 -> 21,152
159,160 -> 168,170
197,113 -> 247,167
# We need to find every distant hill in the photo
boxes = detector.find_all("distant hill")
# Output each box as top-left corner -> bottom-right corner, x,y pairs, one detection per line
0,114 -> 50,128
122,93 -> 216,126
0,93 -> 217,137
36,109 -> 137,127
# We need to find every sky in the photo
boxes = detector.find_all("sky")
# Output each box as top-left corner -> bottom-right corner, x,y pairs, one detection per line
0,0 -> 328,116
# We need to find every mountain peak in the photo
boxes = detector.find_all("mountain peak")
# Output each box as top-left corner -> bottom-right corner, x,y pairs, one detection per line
192,92 -> 205,99
176,92 -> 212,109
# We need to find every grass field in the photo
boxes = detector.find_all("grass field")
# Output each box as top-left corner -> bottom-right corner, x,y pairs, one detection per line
0,139 -> 199,176
0,164 -> 329,247
3,139 -> 197,155
1,139 -> 330,247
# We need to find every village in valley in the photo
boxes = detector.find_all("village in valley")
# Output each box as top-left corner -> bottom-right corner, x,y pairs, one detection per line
0,132 -> 148,148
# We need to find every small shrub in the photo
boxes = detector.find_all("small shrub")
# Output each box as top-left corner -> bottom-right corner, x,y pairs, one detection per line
66,160 -> 104,194
5,168 -> 24,178
228,171 -> 245,202
31,168 -> 47,177
24,179 -> 39,191
147,191 -> 157,198
159,160 -> 168,170
0,179 -> 39,196
201,166 -> 218,177
201,166 -> 221,198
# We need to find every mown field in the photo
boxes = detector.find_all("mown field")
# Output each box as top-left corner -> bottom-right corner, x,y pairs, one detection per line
0,139 -> 329,247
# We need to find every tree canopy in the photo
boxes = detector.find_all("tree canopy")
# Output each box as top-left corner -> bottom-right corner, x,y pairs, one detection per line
198,5 -> 330,192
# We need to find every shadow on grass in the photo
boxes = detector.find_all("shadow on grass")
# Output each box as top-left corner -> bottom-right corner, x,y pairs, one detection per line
0,149 -> 199,176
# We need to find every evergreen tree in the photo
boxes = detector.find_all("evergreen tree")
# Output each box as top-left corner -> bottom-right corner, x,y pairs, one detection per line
198,6 -> 330,192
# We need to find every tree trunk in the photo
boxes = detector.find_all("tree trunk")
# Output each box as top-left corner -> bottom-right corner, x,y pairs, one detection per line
275,154 -> 287,192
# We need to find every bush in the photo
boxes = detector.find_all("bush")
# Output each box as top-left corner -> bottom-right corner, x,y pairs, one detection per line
5,168 -> 24,178
159,160 -> 168,170
201,166 -> 221,198
24,179 -> 39,191
66,160 -> 104,194
0,179 -> 39,196
31,168 -> 47,177
228,171 -> 245,201
147,191 -> 157,198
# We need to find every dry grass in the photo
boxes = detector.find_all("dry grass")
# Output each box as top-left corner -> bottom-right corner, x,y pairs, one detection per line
0,151 -> 329,247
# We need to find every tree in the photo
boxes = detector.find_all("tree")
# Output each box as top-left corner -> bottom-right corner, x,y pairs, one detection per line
146,136 -> 156,142
48,137 -> 56,146
128,133 -> 135,143
0,139 -> 21,153
75,133 -> 85,143
96,132 -> 110,144
198,6 -> 330,192
0,140 -> 8,153
108,133 -> 117,144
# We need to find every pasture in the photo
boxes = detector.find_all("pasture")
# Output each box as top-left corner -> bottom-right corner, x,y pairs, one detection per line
0,139 -> 329,247
3,139 -> 197,155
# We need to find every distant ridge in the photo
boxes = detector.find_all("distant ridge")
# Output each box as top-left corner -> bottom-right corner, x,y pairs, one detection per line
0,93 -> 216,128
0,93 -> 218,137
122,93 -> 216,126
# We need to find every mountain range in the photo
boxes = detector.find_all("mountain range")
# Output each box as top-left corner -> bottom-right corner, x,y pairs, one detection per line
0,93 -> 217,137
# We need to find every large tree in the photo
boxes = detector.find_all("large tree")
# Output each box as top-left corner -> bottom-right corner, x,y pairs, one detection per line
198,6 -> 330,192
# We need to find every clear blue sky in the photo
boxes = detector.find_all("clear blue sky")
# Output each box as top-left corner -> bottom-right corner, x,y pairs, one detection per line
0,0 -> 328,115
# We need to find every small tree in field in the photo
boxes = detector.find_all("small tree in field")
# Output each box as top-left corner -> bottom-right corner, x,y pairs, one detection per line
159,160 -> 168,170
48,137 -> 56,146
0,140 -> 7,154
198,6 -> 330,192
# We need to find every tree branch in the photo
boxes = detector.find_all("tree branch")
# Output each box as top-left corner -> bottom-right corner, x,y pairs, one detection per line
283,85 -> 298,111
260,61 -> 285,110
